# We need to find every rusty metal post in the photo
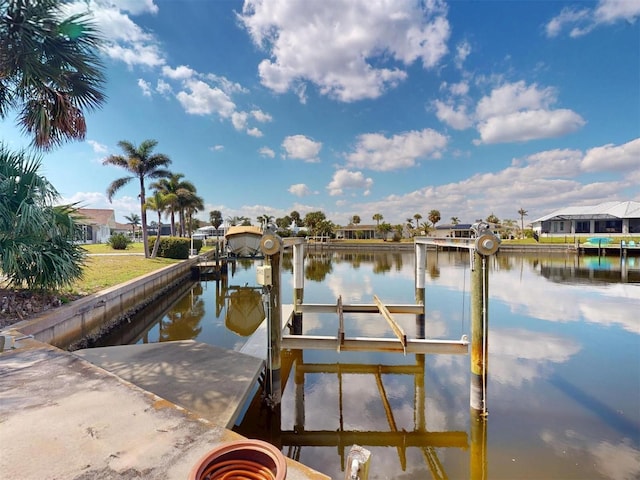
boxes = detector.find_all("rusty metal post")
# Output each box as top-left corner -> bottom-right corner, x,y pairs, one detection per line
293,239 -> 305,308
415,242 -> 427,339
261,232 -> 283,408
469,249 -> 488,414
469,223 -> 499,414
470,408 -> 488,480
292,239 -> 305,334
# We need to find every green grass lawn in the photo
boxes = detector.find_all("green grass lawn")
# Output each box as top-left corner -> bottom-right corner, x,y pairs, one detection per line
70,255 -> 180,294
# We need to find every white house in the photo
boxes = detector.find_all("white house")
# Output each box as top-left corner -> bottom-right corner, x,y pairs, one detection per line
77,208 -> 117,244
531,201 -> 640,238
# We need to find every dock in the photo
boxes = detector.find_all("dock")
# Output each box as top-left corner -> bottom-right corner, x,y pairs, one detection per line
74,340 -> 264,428
0,334 -> 329,480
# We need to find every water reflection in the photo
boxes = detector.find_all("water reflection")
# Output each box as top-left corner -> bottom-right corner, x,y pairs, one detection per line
95,250 -> 640,479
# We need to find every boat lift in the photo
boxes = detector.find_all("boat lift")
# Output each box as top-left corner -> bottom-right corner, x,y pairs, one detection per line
243,222 -> 499,479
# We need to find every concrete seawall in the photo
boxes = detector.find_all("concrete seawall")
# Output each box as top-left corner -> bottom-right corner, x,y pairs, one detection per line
12,253 -> 210,349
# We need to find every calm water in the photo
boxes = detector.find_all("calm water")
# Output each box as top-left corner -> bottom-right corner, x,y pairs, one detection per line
99,249 -> 640,479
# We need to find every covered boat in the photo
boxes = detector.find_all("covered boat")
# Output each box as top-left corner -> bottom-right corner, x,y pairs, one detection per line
224,225 -> 263,256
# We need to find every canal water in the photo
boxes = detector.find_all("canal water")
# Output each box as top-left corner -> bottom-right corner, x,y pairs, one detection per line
96,250 -> 640,479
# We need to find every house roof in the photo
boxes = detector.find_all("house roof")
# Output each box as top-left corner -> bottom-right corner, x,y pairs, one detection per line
77,208 -> 117,228
436,223 -> 473,230
337,224 -> 378,230
533,201 -> 640,222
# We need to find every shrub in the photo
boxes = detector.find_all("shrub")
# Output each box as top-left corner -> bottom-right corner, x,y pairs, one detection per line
147,237 -> 202,259
107,233 -> 131,250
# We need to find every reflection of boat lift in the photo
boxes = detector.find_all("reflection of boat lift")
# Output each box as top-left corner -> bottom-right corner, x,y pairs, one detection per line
280,350 -> 469,478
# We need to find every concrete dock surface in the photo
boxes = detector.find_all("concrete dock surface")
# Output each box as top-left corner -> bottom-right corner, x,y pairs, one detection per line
0,335 -> 329,480
75,341 -> 263,429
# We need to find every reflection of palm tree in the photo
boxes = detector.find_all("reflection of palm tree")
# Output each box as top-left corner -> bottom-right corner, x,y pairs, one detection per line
373,254 -> 392,273
159,291 -> 205,341
305,259 -> 333,282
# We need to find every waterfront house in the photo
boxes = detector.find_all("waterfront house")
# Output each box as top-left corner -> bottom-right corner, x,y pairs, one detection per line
77,208 -> 118,244
531,201 -> 640,238
432,223 -> 474,238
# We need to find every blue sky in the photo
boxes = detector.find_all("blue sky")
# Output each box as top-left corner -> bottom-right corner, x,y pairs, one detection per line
2,0 -> 639,226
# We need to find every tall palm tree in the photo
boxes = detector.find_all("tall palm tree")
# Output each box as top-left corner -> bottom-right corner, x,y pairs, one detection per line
103,139 -> 171,258
209,210 -> 223,230
518,208 -> 528,238
183,192 -> 204,237
372,213 -> 383,226
256,214 -> 275,229
0,143 -> 85,288
428,209 -> 441,228
0,0 -> 106,149
124,213 -> 141,240
413,213 -> 422,228
145,191 -> 169,258
151,173 -> 195,236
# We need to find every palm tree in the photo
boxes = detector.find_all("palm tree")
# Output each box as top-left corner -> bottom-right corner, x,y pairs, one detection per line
289,211 -> 301,227
151,173 -> 195,236
124,213 -> 141,241
351,215 -> 361,225
145,191 -> 169,258
378,222 -> 392,241
518,208 -> 528,238
450,216 -> 460,225
256,214 -> 275,229
428,209 -> 441,228
103,139 -> 172,258
183,192 -> 204,237
486,213 -> 500,225
372,213 -> 383,226
0,0 -> 106,149
0,144 -> 85,288
413,213 -> 422,228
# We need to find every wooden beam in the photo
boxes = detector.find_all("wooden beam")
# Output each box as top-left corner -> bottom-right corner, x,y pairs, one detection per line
374,295 -> 407,353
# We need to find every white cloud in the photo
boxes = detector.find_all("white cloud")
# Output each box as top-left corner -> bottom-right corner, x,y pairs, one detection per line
251,109 -> 273,123
327,169 -> 373,196
545,0 -> 640,38
247,127 -> 263,137
210,145 -> 224,152
433,100 -> 473,130
471,81 -> 585,144
475,81 -> 556,120
476,109 -> 586,144
449,81 -> 469,96
454,40 -> 471,69
239,0 -> 450,102
102,42 -> 165,67
231,111 -> 249,130
156,79 -> 172,95
87,140 -> 108,154
346,129 -> 448,171
581,137 -> 640,172
70,3 -> 165,67
176,79 -> 236,117
162,65 -> 196,80
137,78 -> 152,96
102,0 -> 159,15
289,184 -> 312,197
259,147 -> 275,158
282,135 -> 322,163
